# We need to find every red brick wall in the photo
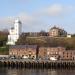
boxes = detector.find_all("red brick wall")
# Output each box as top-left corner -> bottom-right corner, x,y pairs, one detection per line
9,48 -> 36,59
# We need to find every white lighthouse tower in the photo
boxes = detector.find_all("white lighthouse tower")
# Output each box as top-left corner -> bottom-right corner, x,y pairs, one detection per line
7,19 -> 22,45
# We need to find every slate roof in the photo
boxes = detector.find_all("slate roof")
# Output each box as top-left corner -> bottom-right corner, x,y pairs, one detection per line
9,45 -> 37,49
50,26 -> 59,30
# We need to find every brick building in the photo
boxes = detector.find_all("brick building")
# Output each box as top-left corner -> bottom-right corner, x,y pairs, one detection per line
38,47 -> 75,60
9,45 -> 75,60
61,50 -> 75,60
49,26 -> 67,37
46,47 -> 65,60
38,47 -> 65,60
9,45 -> 38,59
38,47 -> 47,59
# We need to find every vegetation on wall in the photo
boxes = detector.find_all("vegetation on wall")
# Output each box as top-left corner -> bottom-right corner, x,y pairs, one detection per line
16,35 -> 75,50
0,46 -> 9,55
0,30 -> 9,54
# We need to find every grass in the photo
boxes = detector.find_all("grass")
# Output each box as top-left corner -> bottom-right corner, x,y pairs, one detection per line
0,46 -> 9,55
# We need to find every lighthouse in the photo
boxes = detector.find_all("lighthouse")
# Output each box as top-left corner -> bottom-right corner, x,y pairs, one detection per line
7,19 -> 22,45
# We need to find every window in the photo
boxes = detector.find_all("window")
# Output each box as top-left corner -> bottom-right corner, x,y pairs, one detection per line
67,55 -> 68,58
56,52 -> 58,54
47,52 -> 49,55
63,52 -> 64,55
50,52 -> 53,54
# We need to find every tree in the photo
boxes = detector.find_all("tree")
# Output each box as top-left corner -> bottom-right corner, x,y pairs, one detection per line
39,30 -> 48,36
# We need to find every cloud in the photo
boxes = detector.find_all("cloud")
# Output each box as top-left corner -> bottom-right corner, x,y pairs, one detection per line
46,4 -> 63,16
34,4 -> 75,17
0,12 -> 36,26
17,13 -> 36,25
0,4 -> 74,32
0,12 -> 43,31
0,17 -> 15,29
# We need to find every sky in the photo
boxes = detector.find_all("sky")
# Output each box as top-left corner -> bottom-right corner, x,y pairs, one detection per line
0,0 -> 75,33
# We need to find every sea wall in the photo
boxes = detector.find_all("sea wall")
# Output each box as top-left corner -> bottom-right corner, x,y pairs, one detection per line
0,60 -> 75,69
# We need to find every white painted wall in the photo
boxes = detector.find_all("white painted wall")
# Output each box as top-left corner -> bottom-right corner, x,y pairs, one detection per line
7,19 -> 22,45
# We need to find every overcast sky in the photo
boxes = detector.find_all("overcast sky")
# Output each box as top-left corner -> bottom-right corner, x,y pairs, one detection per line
0,0 -> 75,33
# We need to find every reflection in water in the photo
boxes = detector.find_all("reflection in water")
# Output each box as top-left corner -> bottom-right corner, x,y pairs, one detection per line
0,68 -> 75,75
48,70 -> 57,75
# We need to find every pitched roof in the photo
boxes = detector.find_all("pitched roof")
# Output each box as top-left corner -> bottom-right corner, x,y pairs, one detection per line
9,45 -> 37,49
50,26 -> 59,30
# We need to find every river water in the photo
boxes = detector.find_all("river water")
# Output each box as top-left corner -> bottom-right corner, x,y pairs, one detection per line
0,68 -> 75,75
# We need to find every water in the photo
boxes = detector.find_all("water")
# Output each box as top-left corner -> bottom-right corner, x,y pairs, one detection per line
0,68 -> 75,75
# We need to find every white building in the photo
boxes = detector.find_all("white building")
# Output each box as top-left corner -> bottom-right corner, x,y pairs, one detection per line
7,19 -> 22,45
67,34 -> 71,38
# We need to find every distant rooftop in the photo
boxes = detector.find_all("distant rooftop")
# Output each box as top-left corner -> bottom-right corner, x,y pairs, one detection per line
10,45 -> 38,49
50,26 -> 60,30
